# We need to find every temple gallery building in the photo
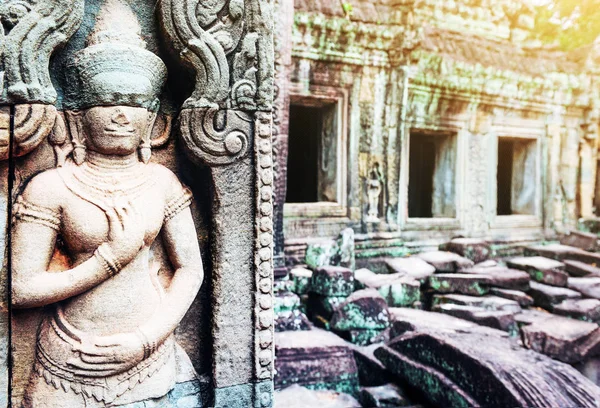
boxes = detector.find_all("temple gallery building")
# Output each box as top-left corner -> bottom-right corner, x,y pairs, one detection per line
272,0 -> 600,268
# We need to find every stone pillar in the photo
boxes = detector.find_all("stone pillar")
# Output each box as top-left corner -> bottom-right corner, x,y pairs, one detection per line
160,1 -> 275,406
272,0 -> 294,277
580,108 -> 599,218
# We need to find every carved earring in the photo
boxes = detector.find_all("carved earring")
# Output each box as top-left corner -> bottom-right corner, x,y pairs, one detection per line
139,111 -> 158,164
65,111 -> 86,165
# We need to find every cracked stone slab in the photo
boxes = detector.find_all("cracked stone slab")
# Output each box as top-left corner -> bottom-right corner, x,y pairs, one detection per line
528,281 -> 582,310
384,257 -> 436,280
568,277 -> 600,299
507,257 -> 568,287
489,288 -> 534,307
564,260 -> 600,277
427,274 -> 491,296
553,299 -> 600,323
521,315 -> 600,363
415,251 -> 474,273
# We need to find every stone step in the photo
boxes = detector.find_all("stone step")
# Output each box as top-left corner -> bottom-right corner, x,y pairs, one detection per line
561,230 -> 599,252
564,260 -> 600,277
355,269 -> 421,307
521,315 -> 600,364
441,238 -> 491,264
415,250 -> 474,273
460,265 -> 530,291
490,288 -> 534,307
553,299 -> 600,323
275,329 -> 360,395
569,277 -> 600,299
427,274 -> 491,296
384,257 -> 436,280
432,304 -> 517,333
525,244 -> 600,265
506,256 -> 568,287
528,281 -> 582,310
432,294 -> 522,314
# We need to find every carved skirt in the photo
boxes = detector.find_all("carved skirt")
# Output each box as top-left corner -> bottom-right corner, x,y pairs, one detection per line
23,308 -> 196,407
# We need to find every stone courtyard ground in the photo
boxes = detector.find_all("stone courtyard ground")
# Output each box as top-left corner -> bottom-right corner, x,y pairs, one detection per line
273,232 -> 600,407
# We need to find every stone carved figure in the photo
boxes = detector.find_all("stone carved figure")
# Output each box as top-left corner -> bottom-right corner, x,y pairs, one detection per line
12,2 -> 204,406
366,163 -> 383,223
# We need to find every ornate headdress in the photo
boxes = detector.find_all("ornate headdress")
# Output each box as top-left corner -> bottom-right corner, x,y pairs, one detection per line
63,0 -> 167,111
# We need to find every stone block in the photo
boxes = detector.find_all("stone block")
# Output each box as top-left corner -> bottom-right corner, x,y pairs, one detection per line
310,266 -> 354,297
330,289 -> 390,331
427,274 -> 491,296
275,329 -> 360,395
389,307 -> 509,339
356,271 -> 421,307
528,281 -> 582,310
525,244 -> 600,265
275,291 -> 301,313
305,241 -> 339,269
489,288 -> 534,307
564,260 -> 600,277
275,385 -> 361,408
350,344 -> 392,387
442,238 -> 491,264
521,316 -> 600,364
553,299 -> 600,323
275,310 -> 312,332
432,294 -> 522,314
561,230 -> 599,252
568,277 -> 600,299
290,267 -> 313,295
514,309 -> 554,326
507,256 -> 568,287
337,228 -> 355,270
384,257 -> 436,280
375,319 -> 600,407
416,251 -> 474,273
359,384 -> 414,408
460,265 -> 530,291
432,304 -> 518,333
343,329 -> 388,347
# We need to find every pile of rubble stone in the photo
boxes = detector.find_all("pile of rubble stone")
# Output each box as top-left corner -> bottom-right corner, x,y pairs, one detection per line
273,230 -> 600,407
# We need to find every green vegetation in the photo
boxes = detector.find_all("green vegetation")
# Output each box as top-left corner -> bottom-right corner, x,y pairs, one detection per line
532,0 -> 600,50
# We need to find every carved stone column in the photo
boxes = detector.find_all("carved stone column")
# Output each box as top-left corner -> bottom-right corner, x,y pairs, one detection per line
0,1 -> 84,403
272,0 -> 293,276
159,1 -> 274,406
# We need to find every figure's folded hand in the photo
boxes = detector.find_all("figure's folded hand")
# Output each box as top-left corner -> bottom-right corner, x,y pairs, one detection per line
68,332 -> 145,376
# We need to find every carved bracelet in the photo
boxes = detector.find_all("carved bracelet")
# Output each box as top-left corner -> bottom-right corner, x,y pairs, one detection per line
136,328 -> 157,360
94,243 -> 122,278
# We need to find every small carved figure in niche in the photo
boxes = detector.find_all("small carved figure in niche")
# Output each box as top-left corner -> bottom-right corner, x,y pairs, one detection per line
12,2 -> 204,406
366,163 -> 383,223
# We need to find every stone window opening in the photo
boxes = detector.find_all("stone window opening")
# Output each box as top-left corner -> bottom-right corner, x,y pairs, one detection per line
496,137 -> 537,216
408,130 -> 457,219
286,101 -> 339,204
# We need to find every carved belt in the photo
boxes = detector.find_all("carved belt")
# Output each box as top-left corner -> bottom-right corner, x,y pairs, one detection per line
32,308 -> 175,404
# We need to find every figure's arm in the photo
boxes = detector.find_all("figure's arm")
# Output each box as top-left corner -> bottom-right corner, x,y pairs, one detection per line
137,205 -> 203,345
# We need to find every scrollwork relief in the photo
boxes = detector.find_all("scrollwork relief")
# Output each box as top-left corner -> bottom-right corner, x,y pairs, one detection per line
179,107 -> 252,166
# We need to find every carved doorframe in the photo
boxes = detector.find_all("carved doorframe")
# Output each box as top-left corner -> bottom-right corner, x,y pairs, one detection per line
158,0 -> 275,406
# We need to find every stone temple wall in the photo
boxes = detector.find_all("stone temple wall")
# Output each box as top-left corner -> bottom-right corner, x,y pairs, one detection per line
274,0 -> 600,266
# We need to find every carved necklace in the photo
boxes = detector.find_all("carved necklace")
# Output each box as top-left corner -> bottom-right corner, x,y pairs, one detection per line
58,152 -> 157,211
